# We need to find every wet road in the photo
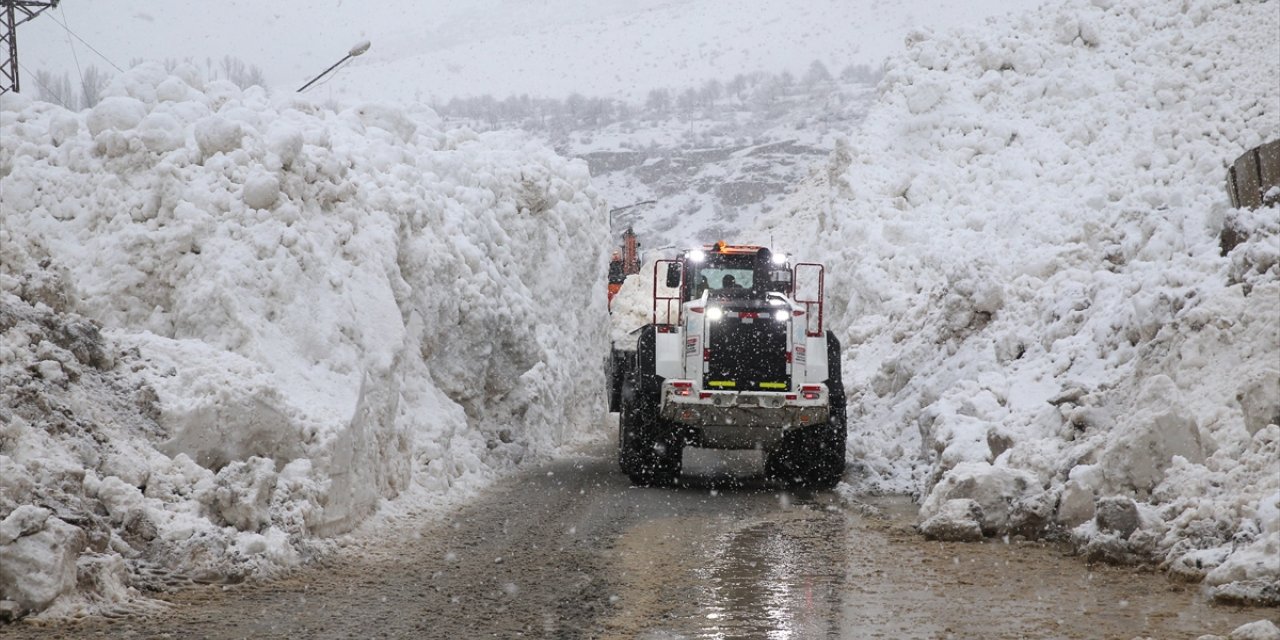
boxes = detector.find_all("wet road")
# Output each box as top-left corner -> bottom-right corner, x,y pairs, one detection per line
6,444 -> 1272,639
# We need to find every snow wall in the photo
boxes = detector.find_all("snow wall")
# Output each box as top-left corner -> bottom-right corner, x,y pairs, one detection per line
0,64 -> 609,618
750,0 -> 1279,604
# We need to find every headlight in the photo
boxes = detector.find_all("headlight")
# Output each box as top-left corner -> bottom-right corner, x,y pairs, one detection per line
774,310 -> 788,322
689,250 -> 706,262
706,306 -> 724,321
772,252 -> 788,264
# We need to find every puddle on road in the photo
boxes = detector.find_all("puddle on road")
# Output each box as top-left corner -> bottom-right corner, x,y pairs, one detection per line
599,480 -> 1273,640
604,507 -> 846,639
693,511 -> 848,639
602,449 -> 849,638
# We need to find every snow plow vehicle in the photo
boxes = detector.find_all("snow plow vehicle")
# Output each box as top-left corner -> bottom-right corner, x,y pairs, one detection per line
607,242 -> 846,488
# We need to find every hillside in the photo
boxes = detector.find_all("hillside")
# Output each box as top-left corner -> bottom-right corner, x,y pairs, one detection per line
750,0 -> 1279,604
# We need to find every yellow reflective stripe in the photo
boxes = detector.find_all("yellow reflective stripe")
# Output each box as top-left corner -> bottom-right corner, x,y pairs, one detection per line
708,380 -> 736,388
758,382 -> 787,389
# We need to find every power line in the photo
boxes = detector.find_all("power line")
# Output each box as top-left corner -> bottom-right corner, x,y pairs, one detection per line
58,3 -> 81,91
16,58 -> 70,107
44,12 -> 121,72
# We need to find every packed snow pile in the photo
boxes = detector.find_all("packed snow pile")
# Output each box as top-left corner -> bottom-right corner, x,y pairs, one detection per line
0,64 -> 609,619
751,0 -> 1279,604
607,251 -> 686,346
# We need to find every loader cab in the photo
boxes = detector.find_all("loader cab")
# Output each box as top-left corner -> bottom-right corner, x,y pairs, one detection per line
665,243 -> 793,303
653,242 -> 817,332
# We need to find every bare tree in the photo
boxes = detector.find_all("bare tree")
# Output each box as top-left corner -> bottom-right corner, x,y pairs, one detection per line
584,97 -> 614,125
803,60 -> 833,87
645,88 -> 671,114
677,87 -> 700,114
80,66 -> 110,108
840,63 -> 883,85
750,76 -> 783,108
477,94 -> 499,127
699,79 -> 722,109
219,56 -> 266,90
777,70 -> 795,93
35,69 -> 76,108
565,92 -> 586,121
726,74 -> 750,102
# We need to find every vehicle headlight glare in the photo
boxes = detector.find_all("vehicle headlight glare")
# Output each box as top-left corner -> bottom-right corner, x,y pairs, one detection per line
707,306 -> 724,321
689,250 -> 706,262
772,252 -> 787,264
775,310 -> 788,322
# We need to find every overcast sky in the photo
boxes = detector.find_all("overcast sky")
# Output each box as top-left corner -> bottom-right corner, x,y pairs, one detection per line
21,1 -> 1030,104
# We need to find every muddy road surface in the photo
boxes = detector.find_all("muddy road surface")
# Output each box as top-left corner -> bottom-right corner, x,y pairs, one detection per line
7,445 -> 1271,639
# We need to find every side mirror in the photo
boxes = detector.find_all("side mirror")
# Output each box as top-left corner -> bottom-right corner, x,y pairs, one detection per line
665,263 -> 682,288
769,269 -> 792,291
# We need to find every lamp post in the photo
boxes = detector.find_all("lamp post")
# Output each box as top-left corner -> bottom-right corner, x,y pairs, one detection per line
606,201 -> 656,278
297,39 -> 370,93
608,199 -> 656,232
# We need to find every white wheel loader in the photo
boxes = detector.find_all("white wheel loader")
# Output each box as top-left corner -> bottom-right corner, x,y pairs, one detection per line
607,242 -> 846,487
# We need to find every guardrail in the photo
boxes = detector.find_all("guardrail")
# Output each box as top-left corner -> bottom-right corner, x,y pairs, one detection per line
1225,139 -> 1280,209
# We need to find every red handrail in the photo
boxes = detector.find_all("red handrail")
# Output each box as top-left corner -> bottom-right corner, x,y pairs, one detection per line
653,259 -> 681,326
793,263 -> 824,337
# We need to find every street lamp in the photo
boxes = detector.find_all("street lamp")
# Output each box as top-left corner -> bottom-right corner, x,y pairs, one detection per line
297,40 -> 370,93
608,199 -> 656,231
608,199 -> 657,216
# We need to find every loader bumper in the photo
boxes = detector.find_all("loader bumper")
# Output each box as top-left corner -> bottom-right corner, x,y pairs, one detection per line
658,382 -> 829,450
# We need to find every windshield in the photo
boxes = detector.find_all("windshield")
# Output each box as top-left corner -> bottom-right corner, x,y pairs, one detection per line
690,254 -> 756,299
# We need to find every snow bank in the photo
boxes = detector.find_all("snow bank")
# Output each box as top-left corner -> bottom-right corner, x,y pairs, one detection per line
608,250 -> 684,346
0,64 -> 609,618
751,0 -> 1279,603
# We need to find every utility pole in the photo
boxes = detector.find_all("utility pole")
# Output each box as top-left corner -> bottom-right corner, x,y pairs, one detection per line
1,0 -> 58,95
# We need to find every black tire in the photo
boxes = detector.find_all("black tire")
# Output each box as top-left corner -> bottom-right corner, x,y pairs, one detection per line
607,348 -> 633,413
617,327 -> 682,486
765,331 -> 847,489
819,330 -> 848,488
764,430 -> 804,484
617,383 -> 650,475
618,391 -> 681,486
764,422 -> 843,489
627,437 -> 681,487
617,390 -> 639,476
805,420 -> 846,489
826,330 -> 847,427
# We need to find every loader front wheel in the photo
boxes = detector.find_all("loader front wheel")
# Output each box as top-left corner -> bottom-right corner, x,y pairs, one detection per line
618,394 -> 681,486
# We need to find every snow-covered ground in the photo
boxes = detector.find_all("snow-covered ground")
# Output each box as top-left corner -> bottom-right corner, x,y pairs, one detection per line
573,79 -> 879,252
0,66 -> 609,618
744,0 -> 1279,605
6,0 -> 1050,623
8,0 -> 1278,625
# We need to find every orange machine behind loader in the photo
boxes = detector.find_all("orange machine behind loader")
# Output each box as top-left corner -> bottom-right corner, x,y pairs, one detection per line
607,227 -> 641,309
